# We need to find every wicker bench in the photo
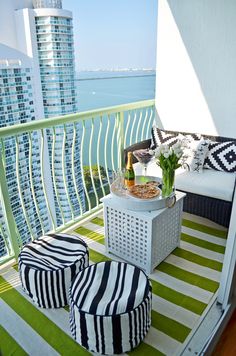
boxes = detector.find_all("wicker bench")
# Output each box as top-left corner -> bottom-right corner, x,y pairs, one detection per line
124,130 -> 236,228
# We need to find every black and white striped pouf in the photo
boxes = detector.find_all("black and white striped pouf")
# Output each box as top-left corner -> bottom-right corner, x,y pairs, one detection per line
69,260 -> 152,354
19,233 -> 89,308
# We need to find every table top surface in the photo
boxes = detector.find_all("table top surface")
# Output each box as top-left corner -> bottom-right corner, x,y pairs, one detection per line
101,190 -> 186,217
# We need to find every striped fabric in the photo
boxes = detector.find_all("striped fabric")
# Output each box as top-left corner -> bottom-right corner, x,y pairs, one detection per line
18,233 -> 89,308
0,213 -> 227,355
69,261 -> 152,354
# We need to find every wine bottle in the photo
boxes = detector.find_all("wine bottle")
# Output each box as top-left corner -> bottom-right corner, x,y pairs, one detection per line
124,152 -> 135,187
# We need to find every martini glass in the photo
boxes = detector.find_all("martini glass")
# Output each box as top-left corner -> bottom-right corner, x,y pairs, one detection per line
133,149 -> 155,181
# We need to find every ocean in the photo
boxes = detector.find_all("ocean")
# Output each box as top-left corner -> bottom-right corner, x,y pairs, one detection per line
76,70 -> 156,111
75,70 -> 156,167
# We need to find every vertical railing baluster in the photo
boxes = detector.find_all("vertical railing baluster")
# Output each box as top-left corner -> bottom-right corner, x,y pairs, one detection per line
1,139 -> 6,167
80,120 -> 91,211
72,123 -> 83,214
97,116 -> 106,197
0,218 -> 11,256
129,109 -> 137,146
117,111 -> 124,169
116,113 -> 121,170
141,108 -> 149,141
0,144 -> 20,257
135,110 -> 143,143
89,118 -> 99,207
62,124 -> 74,220
15,135 -> 35,240
40,129 -> 56,230
111,114 -> 117,173
28,132 -> 44,236
104,115 -> 111,185
146,106 -> 154,139
51,127 -> 65,225
124,110 -> 131,149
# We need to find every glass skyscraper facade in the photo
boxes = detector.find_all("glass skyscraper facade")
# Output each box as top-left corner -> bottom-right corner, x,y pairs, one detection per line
33,1 -> 85,224
35,16 -> 77,117
0,59 -> 51,257
0,0 -> 85,257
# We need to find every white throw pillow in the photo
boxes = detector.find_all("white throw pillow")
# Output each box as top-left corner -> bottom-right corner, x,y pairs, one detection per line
180,137 -> 210,173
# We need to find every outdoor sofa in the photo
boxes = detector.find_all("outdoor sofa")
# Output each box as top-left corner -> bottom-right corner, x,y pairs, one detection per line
124,128 -> 236,228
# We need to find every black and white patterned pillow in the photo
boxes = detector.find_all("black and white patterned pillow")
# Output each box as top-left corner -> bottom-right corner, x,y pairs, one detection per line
151,126 -> 201,148
181,137 -> 210,173
204,141 -> 236,173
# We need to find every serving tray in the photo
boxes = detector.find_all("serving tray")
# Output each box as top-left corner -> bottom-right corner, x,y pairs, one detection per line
110,175 -> 172,211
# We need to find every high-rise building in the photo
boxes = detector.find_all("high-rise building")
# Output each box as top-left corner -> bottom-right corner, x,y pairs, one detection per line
0,45 -> 51,257
32,0 -> 83,223
32,0 -> 77,117
0,0 -> 85,257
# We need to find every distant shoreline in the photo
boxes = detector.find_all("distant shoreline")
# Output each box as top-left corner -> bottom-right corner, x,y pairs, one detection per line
76,74 -> 156,81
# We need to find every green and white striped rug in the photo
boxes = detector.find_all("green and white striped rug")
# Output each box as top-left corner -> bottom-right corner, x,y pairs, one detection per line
0,212 -> 227,356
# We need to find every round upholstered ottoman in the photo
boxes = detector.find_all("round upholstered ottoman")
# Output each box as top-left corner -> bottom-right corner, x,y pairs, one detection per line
19,233 -> 89,308
69,260 -> 152,354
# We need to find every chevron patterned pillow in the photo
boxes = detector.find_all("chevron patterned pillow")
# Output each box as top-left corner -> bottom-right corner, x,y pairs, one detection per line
204,141 -> 236,172
151,126 -> 201,148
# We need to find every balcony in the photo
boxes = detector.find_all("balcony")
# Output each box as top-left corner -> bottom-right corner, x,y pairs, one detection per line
0,99 -> 229,355
35,19 -> 72,26
36,29 -> 73,35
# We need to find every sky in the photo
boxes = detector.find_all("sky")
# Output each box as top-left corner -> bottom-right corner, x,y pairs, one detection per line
63,0 -> 158,71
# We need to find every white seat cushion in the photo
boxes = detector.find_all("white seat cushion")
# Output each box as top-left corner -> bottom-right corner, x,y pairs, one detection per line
134,162 -> 236,202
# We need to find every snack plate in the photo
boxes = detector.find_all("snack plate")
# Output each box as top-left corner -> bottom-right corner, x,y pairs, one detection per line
127,187 -> 161,201
109,176 -> 168,211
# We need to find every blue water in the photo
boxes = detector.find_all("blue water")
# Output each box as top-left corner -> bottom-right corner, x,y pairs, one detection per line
76,70 -> 156,111
75,71 -> 156,167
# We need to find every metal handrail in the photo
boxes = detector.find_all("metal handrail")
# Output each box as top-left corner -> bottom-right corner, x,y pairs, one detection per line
0,100 -> 154,138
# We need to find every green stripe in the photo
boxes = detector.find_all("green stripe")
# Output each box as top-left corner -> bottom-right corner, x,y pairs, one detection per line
181,233 -> 225,254
157,262 -> 219,293
182,219 -> 227,239
0,325 -> 27,356
152,310 -> 191,343
0,276 -> 89,355
172,248 -> 223,272
13,264 -> 19,272
89,248 -> 111,263
128,342 -> 165,356
75,226 -> 105,244
151,278 -> 207,315
91,217 -> 104,227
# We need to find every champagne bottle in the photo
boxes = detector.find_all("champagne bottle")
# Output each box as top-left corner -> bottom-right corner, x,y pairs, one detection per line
124,152 -> 135,187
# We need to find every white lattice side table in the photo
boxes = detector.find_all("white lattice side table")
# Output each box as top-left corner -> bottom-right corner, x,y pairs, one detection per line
102,191 -> 186,274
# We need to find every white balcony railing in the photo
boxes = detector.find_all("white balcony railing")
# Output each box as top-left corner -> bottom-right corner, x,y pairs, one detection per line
0,99 -> 155,265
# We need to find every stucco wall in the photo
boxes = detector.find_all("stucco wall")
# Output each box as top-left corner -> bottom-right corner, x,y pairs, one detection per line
155,0 -> 236,138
